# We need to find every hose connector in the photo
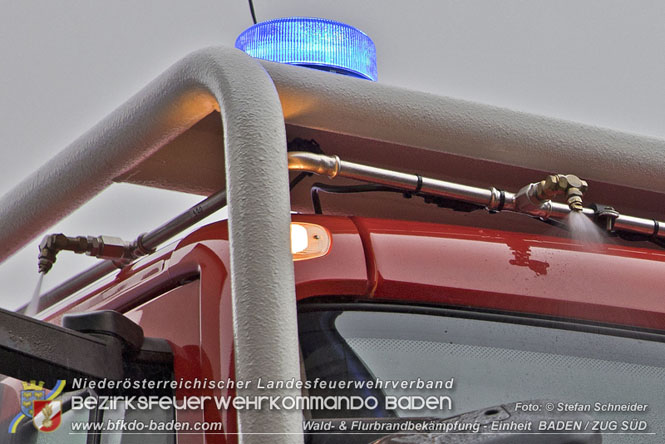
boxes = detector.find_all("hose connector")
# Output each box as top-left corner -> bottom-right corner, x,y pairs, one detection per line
516,174 -> 588,217
515,183 -> 552,218
38,234 -> 134,274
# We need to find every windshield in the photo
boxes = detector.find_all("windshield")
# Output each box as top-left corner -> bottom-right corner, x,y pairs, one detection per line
298,304 -> 665,443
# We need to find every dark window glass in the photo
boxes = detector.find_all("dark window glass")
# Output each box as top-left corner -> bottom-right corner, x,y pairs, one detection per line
299,305 -> 665,443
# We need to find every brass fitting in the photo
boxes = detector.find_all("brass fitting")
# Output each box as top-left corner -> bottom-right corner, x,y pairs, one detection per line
535,174 -> 588,212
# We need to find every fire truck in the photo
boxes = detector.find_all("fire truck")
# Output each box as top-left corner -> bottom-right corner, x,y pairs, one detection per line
1,17 -> 665,444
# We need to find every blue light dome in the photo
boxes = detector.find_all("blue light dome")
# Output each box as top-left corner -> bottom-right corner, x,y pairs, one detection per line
235,17 -> 377,81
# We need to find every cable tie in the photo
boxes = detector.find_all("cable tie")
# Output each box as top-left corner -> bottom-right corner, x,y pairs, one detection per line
414,175 -> 423,194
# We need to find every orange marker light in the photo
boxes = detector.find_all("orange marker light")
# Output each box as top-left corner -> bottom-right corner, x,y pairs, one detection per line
291,223 -> 331,261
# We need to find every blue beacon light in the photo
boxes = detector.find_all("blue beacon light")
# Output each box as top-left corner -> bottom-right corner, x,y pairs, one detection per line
235,17 -> 377,82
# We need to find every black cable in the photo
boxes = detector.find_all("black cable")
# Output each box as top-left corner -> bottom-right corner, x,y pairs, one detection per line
287,138 -> 324,192
307,178 -> 665,247
310,183 -> 403,214
248,0 -> 258,24
537,217 -> 570,232
612,221 -> 665,250
306,178 -> 665,252
650,237 -> 665,250
290,172 -> 312,191
615,230 -> 665,250
309,182 -> 490,214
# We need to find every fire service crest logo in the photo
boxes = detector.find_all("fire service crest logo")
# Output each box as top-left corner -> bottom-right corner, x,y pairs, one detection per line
8,380 -> 66,434
32,399 -> 62,432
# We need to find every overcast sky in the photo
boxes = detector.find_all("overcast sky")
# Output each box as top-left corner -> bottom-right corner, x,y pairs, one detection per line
1,1 -> 665,310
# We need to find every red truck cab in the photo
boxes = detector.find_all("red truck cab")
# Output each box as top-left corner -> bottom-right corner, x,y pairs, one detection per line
3,213 -> 665,443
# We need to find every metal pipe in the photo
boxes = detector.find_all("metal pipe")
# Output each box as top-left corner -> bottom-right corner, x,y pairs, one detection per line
23,190 -> 229,314
614,215 -> 661,237
288,152 -> 502,210
137,190 -> 227,253
288,151 -> 665,242
25,151 -> 510,312
32,151 -> 504,311
30,151 -> 665,317
0,47 -> 302,444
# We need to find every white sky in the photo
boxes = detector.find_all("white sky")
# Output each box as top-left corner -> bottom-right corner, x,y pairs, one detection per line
1,1 -> 665,310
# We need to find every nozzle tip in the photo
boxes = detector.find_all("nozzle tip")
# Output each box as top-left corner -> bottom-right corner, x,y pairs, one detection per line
38,259 -> 53,274
568,195 -> 584,212
570,202 -> 584,212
